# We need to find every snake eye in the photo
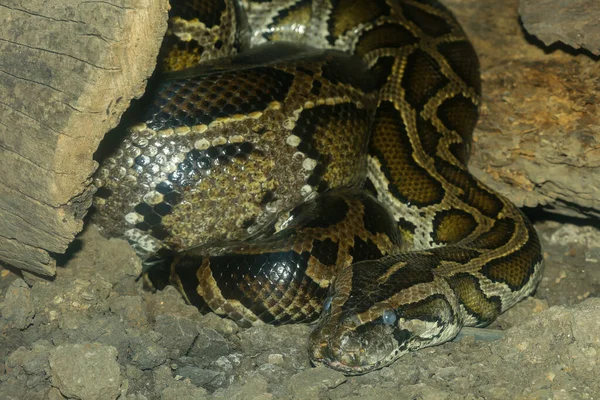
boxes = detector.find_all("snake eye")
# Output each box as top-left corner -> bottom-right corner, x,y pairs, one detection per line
382,309 -> 397,325
323,296 -> 333,312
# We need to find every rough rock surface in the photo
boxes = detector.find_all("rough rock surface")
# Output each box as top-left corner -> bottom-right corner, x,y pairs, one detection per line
2,219 -> 600,399
519,0 -> 600,56
447,0 -> 600,218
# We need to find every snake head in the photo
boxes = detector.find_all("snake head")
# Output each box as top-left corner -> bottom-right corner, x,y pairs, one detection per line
309,256 -> 462,375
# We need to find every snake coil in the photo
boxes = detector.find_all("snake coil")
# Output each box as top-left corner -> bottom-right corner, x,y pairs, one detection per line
92,0 -> 544,374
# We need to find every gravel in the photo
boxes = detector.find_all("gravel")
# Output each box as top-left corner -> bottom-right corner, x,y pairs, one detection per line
1,221 -> 600,399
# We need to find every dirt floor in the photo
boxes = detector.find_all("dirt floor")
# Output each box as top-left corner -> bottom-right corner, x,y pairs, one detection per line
1,216 -> 600,400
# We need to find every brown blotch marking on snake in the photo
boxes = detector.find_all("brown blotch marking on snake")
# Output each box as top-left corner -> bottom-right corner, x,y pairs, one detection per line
415,115 -> 443,158
397,217 -> 417,243
293,103 -> 371,187
160,37 -> 205,73
344,256 -> 435,314
401,2 -> 453,38
361,194 -> 402,241
170,255 -> 210,312
326,0 -> 391,44
436,94 -> 478,165
370,101 -> 444,206
430,245 -> 481,264
446,273 -> 502,326
310,238 -> 340,266
310,79 -> 322,96
480,227 -> 542,291
369,56 -> 396,90
146,67 -> 294,130
469,218 -> 516,250
354,23 -> 418,58
431,208 -> 477,244
434,158 -> 504,218
263,0 -> 312,41
437,40 -> 481,92
401,49 -> 449,111
319,54 -> 376,90
169,0 -> 226,28
349,236 -> 385,263
395,293 -> 456,325
290,191 -> 349,229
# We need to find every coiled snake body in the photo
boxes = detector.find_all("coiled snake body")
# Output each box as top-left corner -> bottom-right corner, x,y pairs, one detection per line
92,0 -> 544,374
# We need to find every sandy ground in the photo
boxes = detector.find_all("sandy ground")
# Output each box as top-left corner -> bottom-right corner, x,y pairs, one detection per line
1,216 -> 600,400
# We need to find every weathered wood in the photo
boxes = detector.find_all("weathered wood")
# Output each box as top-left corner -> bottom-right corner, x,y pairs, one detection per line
0,0 -> 169,276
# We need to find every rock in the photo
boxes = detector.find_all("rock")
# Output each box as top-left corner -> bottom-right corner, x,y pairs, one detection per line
153,314 -> 198,358
49,343 -> 122,400
519,0 -> 600,55
282,367 -> 346,398
174,366 -> 225,389
187,328 -> 231,367
109,295 -> 148,328
199,312 -> 239,336
0,278 -> 35,329
238,324 -> 312,371
5,339 -> 51,376
161,381 -> 208,400
444,0 -> 600,219
128,333 -> 167,370
212,375 -> 271,400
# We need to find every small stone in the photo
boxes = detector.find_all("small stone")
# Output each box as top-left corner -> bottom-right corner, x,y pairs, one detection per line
0,278 -> 35,329
154,314 -> 199,358
188,328 -> 231,367
161,381 -> 208,400
49,343 -> 121,400
175,366 -> 225,389
129,334 -> 167,370
283,367 -> 346,398
267,354 -> 284,365
109,296 -> 148,328
212,375 -> 271,400
199,312 -> 239,336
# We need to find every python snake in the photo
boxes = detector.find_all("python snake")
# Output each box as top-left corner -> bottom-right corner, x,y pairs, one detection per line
92,0 -> 544,374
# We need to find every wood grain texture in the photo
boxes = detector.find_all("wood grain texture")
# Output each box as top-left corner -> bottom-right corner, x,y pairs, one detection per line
0,0 -> 168,275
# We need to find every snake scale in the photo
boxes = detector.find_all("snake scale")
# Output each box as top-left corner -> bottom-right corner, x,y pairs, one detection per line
92,0 -> 544,374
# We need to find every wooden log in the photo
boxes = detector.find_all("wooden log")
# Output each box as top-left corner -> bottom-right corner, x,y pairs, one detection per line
0,0 -> 169,276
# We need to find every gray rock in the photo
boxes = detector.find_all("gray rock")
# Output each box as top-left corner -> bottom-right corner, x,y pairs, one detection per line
153,314 -> 198,358
212,375 -> 270,400
283,366 -> 346,398
0,278 -> 35,329
198,312 -> 239,336
175,366 -> 225,389
187,328 -> 231,367
5,339 -> 51,376
129,334 -> 167,370
49,343 -> 121,400
238,324 -> 311,370
109,295 -> 148,328
56,315 -> 131,358
161,381 -> 208,400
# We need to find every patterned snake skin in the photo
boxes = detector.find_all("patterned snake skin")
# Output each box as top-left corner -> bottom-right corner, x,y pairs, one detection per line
92,0 -> 544,374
